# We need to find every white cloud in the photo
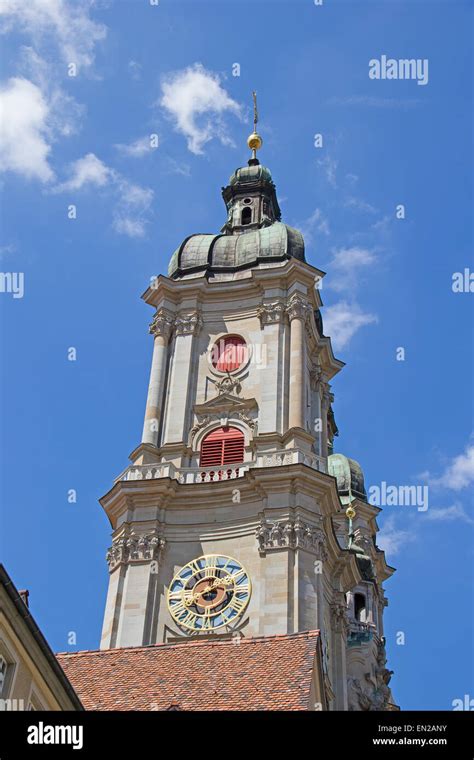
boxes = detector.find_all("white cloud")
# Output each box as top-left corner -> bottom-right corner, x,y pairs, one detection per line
317,155 -> 338,188
164,157 -> 191,177
297,207 -> 330,244
0,0 -> 106,72
328,246 -> 377,293
0,77 -> 54,181
426,443 -> 474,491
0,243 -> 15,257
53,152 -> 112,191
113,178 -> 154,238
425,504 -> 473,524
53,153 -> 154,238
160,63 -> 242,155
0,47 -> 84,184
344,196 -> 377,214
377,515 -> 416,557
128,60 -> 142,81
115,136 -> 154,159
323,300 -> 378,351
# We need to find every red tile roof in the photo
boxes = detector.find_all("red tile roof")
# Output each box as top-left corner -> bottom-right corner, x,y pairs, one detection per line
57,630 -> 322,711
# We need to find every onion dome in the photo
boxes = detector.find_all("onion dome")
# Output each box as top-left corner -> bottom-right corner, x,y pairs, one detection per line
328,453 -> 368,505
168,222 -> 304,278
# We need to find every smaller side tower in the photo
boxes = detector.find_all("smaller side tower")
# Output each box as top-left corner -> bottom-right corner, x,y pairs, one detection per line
329,453 -> 398,711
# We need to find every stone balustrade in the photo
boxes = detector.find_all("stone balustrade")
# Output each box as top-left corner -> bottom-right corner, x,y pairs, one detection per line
117,449 -> 326,484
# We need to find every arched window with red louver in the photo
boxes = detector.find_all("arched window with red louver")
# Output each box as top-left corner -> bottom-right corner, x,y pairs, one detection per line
212,336 -> 247,373
199,426 -> 245,468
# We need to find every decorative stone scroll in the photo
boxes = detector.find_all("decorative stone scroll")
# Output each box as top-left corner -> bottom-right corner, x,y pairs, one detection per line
106,531 -> 165,572
256,517 -> 327,557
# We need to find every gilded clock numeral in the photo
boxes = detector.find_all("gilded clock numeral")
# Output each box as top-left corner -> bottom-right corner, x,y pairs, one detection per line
181,611 -> 197,627
204,556 -> 218,575
230,596 -> 246,613
170,599 -> 187,616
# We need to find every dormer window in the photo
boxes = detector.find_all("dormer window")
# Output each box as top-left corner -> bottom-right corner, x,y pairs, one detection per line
241,206 -> 252,225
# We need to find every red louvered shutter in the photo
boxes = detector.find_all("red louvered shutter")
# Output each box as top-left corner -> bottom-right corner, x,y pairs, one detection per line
199,427 -> 245,467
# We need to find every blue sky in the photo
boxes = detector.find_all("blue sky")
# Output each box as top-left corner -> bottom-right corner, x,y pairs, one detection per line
0,0 -> 473,710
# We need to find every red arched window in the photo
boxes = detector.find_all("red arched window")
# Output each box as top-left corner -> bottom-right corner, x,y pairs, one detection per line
212,336 -> 247,372
199,426 -> 245,468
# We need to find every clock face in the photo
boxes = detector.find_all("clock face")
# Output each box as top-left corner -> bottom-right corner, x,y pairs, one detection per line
167,554 -> 251,633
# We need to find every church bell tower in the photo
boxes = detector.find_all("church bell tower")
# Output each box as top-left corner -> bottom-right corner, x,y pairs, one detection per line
99,99 -> 397,711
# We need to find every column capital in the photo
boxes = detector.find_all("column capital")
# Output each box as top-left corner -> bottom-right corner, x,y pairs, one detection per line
286,293 -> 311,322
174,310 -> 203,336
257,300 -> 286,326
149,308 -> 174,340
106,530 -> 166,573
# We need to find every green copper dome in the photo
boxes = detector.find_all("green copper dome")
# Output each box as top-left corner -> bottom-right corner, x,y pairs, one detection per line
328,453 -> 368,505
229,163 -> 273,187
168,221 -> 304,278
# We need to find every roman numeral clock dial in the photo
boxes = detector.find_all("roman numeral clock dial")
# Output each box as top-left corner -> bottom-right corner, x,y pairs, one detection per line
167,554 -> 251,633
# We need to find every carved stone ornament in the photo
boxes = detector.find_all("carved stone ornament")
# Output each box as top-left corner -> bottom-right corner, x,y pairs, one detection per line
347,639 -> 394,711
310,366 -> 323,391
214,376 -> 241,396
285,293 -> 311,322
106,530 -> 165,572
189,411 -> 257,446
257,301 -> 286,326
174,311 -> 202,336
149,309 -> 174,340
330,601 -> 349,634
256,517 -> 327,557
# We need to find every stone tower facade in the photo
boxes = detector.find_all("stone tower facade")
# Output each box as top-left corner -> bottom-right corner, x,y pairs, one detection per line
99,151 -> 397,711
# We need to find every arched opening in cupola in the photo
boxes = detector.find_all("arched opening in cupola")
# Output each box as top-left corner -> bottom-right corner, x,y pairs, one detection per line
241,206 -> 252,225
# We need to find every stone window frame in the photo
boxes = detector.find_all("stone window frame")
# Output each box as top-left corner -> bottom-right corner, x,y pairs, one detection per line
0,637 -> 18,700
27,684 -> 46,711
193,417 -> 254,455
207,332 -> 253,380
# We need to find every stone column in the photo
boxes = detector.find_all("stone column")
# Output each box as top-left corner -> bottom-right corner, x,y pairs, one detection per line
162,311 -> 202,444
310,366 -> 323,455
141,309 -> 174,446
257,301 -> 286,433
330,593 -> 349,710
102,532 -> 165,649
286,294 -> 309,430
320,380 -> 333,459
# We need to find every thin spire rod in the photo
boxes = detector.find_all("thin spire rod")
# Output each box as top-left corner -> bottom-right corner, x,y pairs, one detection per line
247,91 -> 263,164
252,90 -> 258,132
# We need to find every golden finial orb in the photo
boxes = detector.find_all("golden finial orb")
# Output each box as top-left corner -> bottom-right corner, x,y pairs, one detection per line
345,506 -> 356,520
247,131 -> 263,151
